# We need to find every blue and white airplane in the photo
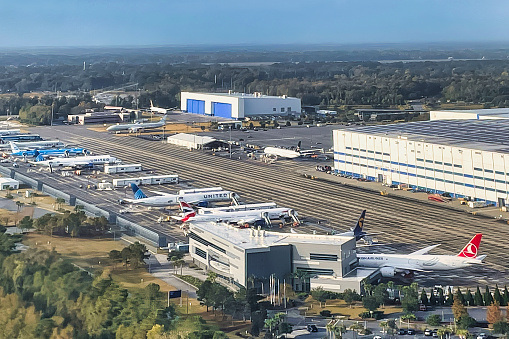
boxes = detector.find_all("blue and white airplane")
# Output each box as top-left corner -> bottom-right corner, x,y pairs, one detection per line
9,142 -> 88,158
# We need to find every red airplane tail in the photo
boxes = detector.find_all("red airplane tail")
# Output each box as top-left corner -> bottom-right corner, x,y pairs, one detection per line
457,233 -> 482,258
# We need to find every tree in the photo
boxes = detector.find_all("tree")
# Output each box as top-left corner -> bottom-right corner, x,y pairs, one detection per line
493,321 -> 509,334
311,287 -> 328,307
18,216 -> 33,233
465,289 -> 474,307
427,314 -> 442,327
55,198 -> 65,210
401,285 -> 419,314
484,286 -> 494,307
457,316 -> 477,330
474,286 -> 484,306
420,289 -> 429,305
109,250 -> 123,268
445,287 -> 454,306
456,288 -> 466,305
452,295 -> 469,320
494,285 -> 503,306
373,283 -> 390,307
362,296 -> 380,312
487,301 -> 502,325
343,289 -> 360,308
503,286 -> 509,306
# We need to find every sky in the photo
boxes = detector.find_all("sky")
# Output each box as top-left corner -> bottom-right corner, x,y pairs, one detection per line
1,0 -> 508,48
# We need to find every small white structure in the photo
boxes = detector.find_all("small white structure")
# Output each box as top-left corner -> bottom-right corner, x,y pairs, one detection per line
104,164 -> 142,174
430,108 -> 509,121
166,133 -> 218,150
181,91 -> 301,119
0,177 -> 19,190
113,174 -> 179,187
97,182 -> 114,190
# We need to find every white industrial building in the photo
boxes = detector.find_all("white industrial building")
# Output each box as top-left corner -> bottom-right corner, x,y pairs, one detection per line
431,108 -> 509,121
188,221 -> 378,293
180,91 -> 301,120
0,177 -> 19,190
166,133 -> 227,150
333,120 -> 509,206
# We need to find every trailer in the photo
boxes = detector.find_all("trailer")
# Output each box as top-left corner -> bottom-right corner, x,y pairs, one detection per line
113,174 -> 179,187
104,163 -> 142,174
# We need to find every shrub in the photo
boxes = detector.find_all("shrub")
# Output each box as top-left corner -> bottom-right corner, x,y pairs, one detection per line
359,311 -> 384,319
320,310 -> 332,317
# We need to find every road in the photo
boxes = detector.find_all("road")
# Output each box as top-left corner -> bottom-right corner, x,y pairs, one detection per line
21,125 -> 509,288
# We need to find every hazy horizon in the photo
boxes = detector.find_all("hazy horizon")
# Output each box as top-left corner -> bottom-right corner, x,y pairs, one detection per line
2,0 -> 508,48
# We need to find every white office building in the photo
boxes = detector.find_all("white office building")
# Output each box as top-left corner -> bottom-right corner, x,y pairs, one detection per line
180,91 -> 301,120
188,221 -> 378,293
333,120 -> 509,206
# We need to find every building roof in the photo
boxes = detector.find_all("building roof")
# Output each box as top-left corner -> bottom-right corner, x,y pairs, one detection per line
184,91 -> 298,100
342,119 -> 509,153
189,221 -> 353,250
435,108 -> 509,116
166,133 -> 216,145
0,177 -> 19,183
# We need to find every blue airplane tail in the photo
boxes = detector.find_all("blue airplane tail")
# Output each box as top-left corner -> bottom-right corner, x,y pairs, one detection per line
35,154 -> 45,162
33,150 -> 40,158
131,183 -> 147,199
352,210 -> 366,240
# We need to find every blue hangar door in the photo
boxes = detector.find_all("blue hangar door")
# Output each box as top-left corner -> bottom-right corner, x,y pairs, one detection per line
186,99 -> 205,114
212,102 -> 232,118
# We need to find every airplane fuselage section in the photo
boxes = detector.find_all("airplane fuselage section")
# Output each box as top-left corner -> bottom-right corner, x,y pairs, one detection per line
357,254 -> 481,271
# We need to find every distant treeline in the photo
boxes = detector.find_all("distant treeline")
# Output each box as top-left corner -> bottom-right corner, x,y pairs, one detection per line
2,58 -> 509,118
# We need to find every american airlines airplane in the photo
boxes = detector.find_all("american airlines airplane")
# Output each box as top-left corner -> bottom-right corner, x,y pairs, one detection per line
174,201 -> 299,227
123,184 -> 239,207
357,233 -> 486,278
106,114 -> 168,133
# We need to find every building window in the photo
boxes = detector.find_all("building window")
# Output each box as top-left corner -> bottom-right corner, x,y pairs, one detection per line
287,107 -> 291,111
281,107 -> 285,112
310,253 -> 338,261
296,267 -> 334,276
195,247 -> 206,259
273,108 -> 276,112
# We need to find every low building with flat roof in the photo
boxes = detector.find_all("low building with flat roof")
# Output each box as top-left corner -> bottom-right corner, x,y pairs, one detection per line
333,119 -> 509,206
430,108 -> 509,121
188,221 -> 377,293
0,177 -> 19,190
181,91 -> 301,120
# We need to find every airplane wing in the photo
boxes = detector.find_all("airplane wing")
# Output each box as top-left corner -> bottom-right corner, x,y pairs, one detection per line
410,244 -> 441,256
149,191 -> 174,196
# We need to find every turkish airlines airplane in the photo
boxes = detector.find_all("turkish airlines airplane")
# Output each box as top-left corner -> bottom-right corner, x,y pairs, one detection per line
357,233 -> 486,278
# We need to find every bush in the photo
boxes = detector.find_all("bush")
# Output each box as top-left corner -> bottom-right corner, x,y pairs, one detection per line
320,310 -> 332,317
297,292 -> 308,300
359,311 -> 384,319
176,275 -> 203,289
427,314 -> 441,326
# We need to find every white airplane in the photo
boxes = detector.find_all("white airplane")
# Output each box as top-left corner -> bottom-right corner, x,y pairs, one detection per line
174,201 -> 299,227
11,140 -> 65,150
30,154 -> 120,168
123,184 -> 239,207
196,202 -> 279,214
149,100 -> 169,114
106,114 -> 168,133
357,233 -> 486,279
264,147 -> 301,159
0,129 -> 21,136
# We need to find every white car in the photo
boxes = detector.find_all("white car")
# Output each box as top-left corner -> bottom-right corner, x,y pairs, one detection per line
477,333 -> 487,339
373,336 -> 383,339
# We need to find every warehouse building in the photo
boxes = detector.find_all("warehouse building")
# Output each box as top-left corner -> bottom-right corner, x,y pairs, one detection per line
430,108 -> 509,121
180,91 -> 301,120
0,177 -> 19,190
166,133 -> 228,150
333,119 -> 509,206
188,221 -> 378,293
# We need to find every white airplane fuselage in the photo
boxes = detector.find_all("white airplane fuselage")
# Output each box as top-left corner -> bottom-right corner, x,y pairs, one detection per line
197,202 -> 278,214
357,253 -> 483,271
34,155 -> 119,167
127,190 -> 233,207
264,147 -> 301,159
185,207 -> 293,224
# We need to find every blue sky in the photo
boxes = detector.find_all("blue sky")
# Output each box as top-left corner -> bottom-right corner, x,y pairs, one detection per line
1,0 -> 508,47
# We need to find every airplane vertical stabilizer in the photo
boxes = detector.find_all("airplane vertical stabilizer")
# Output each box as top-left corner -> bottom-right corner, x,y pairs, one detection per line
131,183 -> 148,200
457,233 -> 482,258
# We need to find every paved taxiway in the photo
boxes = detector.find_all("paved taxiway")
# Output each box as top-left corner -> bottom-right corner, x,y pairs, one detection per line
22,125 -> 509,288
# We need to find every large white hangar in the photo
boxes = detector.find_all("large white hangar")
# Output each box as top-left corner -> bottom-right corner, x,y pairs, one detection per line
180,91 -> 301,120
431,108 -> 509,121
333,120 -> 509,206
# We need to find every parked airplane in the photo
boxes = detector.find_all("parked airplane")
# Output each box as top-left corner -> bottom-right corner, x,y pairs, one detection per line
123,184 -> 238,207
357,233 -> 486,278
9,142 -> 88,158
30,154 -> 120,168
334,210 -> 374,243
196,202 -> 279,214
263,147 -> 301,159
106,114 -> 168,133
11,140 -> 65,150
150,100 -> 168,114
174,201 -> 299,227
0,129 -> 21,136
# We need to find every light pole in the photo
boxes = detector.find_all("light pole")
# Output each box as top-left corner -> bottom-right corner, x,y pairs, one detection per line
229,126 -> 232,159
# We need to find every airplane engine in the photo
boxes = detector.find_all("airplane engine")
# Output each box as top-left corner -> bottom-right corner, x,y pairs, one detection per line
82,149 -> 89,155
64,150 -> 70,157
380,267 -> 396,278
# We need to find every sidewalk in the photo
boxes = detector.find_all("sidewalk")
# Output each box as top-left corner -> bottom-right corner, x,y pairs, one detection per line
299,169 -> 509,222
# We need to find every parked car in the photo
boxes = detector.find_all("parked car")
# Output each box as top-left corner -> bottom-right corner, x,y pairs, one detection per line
307,324 -> 318,332
424,329 -> 432,336
373,336 -> 383,339
407,329 -> 416,335
477,333 -> 488,339
398,329 -> 407,335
